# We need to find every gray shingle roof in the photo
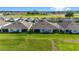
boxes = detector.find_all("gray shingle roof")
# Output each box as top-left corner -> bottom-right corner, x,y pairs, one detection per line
0,19 -> 10,26
2,22 -> 27,29
31,21 -> 61,29
21,21 -> 33,28
58,22 -> 72,29
66,23 -> 79,29
6,17 -> 15,22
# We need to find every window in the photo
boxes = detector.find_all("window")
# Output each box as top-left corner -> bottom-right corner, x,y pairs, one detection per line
2,29 -> 8,32
10,29 -> 19,32
42,29 -> 45,31
53,29 -> 59,33
65,30 -> 71,33
66,30 -> 69,32
34,29 -> 40,33
73,30 -> 77,32
41,29 -> 51,33
22,29 -> 27,32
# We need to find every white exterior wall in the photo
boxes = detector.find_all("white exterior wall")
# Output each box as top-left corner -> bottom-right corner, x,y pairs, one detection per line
8,29 -> 22,32
40,29 -> 53,33
8,29 -> 11,32
19,29 -> 22,32
66,28 -> 79,33
71,29 -> 79,33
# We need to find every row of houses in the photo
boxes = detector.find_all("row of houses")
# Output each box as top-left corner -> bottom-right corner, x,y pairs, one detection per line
0,17 -> 79,33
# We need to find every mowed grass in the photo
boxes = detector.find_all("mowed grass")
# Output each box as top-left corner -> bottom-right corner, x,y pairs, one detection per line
56,40 -> 79,51
4,14 -> 64,18
0,39 -> 52,51
0,33 -> 53,51
4,13 -> 79,18
0,33 -> 79,50
0,33 -> 79,40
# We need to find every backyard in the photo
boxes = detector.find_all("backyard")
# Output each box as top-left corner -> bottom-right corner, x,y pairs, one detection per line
0,33 -> 79,51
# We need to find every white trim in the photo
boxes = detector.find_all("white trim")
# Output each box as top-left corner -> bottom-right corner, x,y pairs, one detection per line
27,24 -> 33,32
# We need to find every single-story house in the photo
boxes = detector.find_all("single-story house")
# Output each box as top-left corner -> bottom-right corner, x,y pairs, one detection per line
62,18 -> 76,22
1,22 -> 27,32
25,17 -> 33,22
0,17 -> 5,20
0,17 -> 79,34
32,17 -> 40,23
6,17 -> 16,22
48,18 -> 76,23
30,21 -> 61,33
17,17 -> 24,21
58,20 -> 79,33
41,18 -> 49,22
0,19 -> 11,32
0,19 -> 10,25
21,21 -> 33,31
75,18 -> 79,22
65,23 -> 79,33
58,22 -> 72,30
0,19 -> 33,32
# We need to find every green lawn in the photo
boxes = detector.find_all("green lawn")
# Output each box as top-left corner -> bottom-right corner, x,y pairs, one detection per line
0,33 -> 79,40
4,13 -> 79,18
56,40 -> 79,51
0,33 -> 79,51
0,39 -> 52,51
0,33 -> 53,51
4,14 -> 64,18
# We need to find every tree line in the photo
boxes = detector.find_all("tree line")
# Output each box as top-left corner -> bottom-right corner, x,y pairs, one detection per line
1,10 -> 75,18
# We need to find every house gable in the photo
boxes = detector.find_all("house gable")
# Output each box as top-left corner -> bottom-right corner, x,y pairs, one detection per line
31,21 -> 61,30
2,22 -> 27,29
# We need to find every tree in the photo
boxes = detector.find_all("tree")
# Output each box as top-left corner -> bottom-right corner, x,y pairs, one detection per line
31,10 -> 39,15
65,11 -> 74,18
